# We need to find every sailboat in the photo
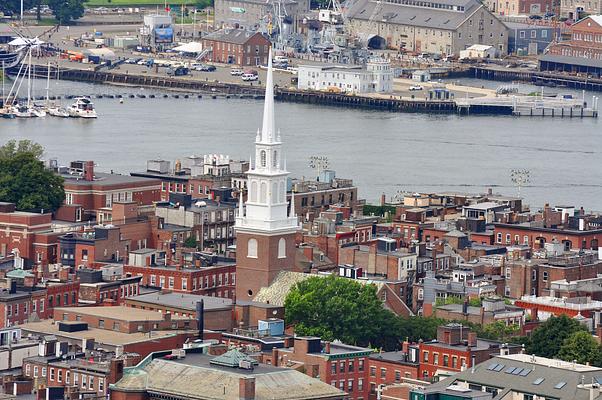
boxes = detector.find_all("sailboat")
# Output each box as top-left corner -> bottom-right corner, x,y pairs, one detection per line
44,62 -> 68,117
1,61 -> 16,118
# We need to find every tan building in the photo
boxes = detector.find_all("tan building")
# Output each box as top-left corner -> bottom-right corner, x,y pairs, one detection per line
213,0 -> 310,31
347,0 -> 509,56
560,0 -> 602,19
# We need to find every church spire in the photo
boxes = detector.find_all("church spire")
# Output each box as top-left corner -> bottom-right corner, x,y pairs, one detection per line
260,47 -> 276,144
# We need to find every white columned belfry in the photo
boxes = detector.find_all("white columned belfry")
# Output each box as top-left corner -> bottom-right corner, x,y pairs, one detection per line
235,48 -> 300,300
235,49 -> 299,234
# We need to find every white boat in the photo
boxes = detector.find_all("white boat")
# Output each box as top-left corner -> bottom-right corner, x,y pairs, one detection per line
31,105 -> 47,117
47,105 -> 69,117
13,104 -> 33,118
67,97 -> 97,118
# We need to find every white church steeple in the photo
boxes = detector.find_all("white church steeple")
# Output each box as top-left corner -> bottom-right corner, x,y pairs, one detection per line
235,48 -> 299,234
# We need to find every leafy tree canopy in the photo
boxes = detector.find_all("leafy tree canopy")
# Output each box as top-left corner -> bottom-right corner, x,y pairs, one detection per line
526,315 -> 587,358
0,139 -> 44,160
1,0 -> 34,13
47,0 -> 86,24
0,140 -> 64,212
285,275 -> 400,350
558,331 -> 602,367
184,236 -> 198,249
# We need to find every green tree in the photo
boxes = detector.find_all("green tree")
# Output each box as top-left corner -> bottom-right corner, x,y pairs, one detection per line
398,316 -> 445,342
47,0 -> 86,24
285,275 -> 400,350
558,331 -> 602,366
0,139 -> 44,160
184,236 -> 198,249
526,315 -> 587,358
474,321 -> 520,342
0,141 -> 64,212
195,0 -> 213,10
0,0 -> 34,14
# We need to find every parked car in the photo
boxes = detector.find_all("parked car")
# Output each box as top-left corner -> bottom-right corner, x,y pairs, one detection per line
409,85 -> 423,91
529,14 -> 543,20
167,66 -> 189,76
230,68 -> 244,76
242,72 -> 259,81
197,64 -> 216,72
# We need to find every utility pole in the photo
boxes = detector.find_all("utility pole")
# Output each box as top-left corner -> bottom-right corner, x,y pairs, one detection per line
20,0 -> 24,23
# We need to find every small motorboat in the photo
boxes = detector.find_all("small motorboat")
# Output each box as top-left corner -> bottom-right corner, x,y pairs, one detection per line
13,105 -> 33,118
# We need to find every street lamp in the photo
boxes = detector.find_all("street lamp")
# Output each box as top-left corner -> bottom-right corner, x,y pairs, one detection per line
510,169 -> 530,198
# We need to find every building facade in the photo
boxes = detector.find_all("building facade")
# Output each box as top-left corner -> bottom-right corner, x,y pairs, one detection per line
298,58 -> 394,94
347,0 -> 509,56
201,29 -> 271,66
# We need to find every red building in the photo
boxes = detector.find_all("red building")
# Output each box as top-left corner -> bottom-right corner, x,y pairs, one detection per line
56,161 -> 161,223
77,268 -> 141,305
0,202 -> 61,266
493,222 -> 601,251
417,324 -> 521,381
201,29 -> 271,66
124,249 -> 236,299
541,16 -> 602,76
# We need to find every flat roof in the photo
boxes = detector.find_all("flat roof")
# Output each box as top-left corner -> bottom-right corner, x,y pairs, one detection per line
20,320 -> 193,346
128,292 -> 233,311
54,306 -> 190,322
60,172 -> 159,187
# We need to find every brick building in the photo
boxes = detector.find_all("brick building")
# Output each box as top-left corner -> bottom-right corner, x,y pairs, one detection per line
124,291 -> 234,331
131,156 -> 248,202
200,29 -> 271,66
0,202 -> 61,266
266,336 -> 373,400
59,226 -> 131,268
417,324 -> 521,381
540,16 -> 602,76
56,161 -> 161,223
493,221 -> 602,251
124,249 -> 236,299
77,269 -> 141,305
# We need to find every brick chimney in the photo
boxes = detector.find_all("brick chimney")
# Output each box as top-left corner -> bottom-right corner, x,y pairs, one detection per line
467,332 -> 477,347
402,338 -> 409,354
324,341 -> 331,354
302,246 -> 314,262
58,266 -> 70,282
84,161 -> 94,181
380,193 -> 386,206
239,377 -> 255,400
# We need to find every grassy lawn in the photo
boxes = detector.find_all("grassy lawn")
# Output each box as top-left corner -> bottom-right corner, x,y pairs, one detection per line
85,0 -> 197,6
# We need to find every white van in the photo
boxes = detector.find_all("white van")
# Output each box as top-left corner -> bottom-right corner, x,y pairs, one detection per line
230,68 -> 244,76
273,55 -> 289,64
242,73 -> 258,81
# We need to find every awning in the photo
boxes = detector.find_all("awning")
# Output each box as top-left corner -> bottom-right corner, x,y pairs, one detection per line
172,41 -> 204,53
8,37 -> 45,47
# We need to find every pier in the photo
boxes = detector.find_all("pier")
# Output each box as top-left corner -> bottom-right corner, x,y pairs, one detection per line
471,66 -> 602,92
7,64 -> 598,118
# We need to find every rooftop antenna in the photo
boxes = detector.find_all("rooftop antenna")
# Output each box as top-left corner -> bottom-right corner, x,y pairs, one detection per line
308,156 -> 329,180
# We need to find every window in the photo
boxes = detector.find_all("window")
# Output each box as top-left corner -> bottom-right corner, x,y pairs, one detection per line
543,271 -> 548,282
74,373 -> 79,385
497,233 -> 502,243
505,234 -> 511,244
423,351 -> 429,362
532,270 -> 537,281
531,30 -> 537,38
89,376 -> 94,390
42,367 -> 47,377
452,356 -> 458,368
348,361 -> 354,372
82,375 -> 87,387
113,322 -> 120,331
99,378 -> 104,392
358,359 -> 364,371
99,319 -> 105,328
34,366 -> 38,377
443,355 -> 449,367
542,30 -> 548,38
505,267 -> 511,279
340,362 -> 345,373
260,150 -> 266,167
434,353 -> 439,365
370,366 -> 376,377
160,276 -> 165,288
520,30 -> 526,38
66,371 -> 70,385
58,370 -> 63,383
395,371 -> 401,382
278,238 -> 286,259
168,277 -> 174,289
331,363 -> 336,375
380,368 -> 386,378
348,379 -> 353,392
182,278 -> 188,290
247,238 -> 258,258
50,368 -> 55,381
26,364 -> 31,376
358,378 -> 364,391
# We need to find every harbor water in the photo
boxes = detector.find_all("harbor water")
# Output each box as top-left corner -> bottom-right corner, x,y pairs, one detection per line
1,78 -> 601,209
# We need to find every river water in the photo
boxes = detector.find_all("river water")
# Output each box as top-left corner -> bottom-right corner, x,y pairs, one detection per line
1,78 -> 601,210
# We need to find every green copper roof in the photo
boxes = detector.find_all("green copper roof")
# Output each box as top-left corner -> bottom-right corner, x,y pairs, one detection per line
209,348 -> 258,368
6,269 -> 34,278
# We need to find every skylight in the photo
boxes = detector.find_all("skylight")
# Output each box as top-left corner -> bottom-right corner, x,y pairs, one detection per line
533,378 -> 545,385
554,382 -> 567,389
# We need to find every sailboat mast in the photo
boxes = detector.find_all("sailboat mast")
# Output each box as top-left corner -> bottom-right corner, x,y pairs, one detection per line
46,61 -> 50,105
27,48 -> 32,107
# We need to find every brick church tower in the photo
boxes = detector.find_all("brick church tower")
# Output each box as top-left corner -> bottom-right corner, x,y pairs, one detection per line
235,50 -> 300,301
